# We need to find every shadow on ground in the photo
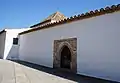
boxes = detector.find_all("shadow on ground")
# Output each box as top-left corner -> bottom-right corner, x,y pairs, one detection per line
11,60 -> 118,83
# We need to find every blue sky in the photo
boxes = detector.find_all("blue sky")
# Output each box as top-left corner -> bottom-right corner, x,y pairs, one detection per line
0,0 -> 120,29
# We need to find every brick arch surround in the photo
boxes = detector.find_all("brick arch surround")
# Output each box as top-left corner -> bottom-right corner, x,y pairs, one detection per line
53,38 -> 77,73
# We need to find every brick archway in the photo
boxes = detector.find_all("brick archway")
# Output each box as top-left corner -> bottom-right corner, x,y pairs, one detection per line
53,38 -> 77,73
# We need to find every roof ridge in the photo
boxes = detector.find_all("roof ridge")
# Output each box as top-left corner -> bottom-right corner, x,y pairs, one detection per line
30,11 -> 66,28
52,11 -> 66,20
43,11 -> 64,21
52,11 -> 59,19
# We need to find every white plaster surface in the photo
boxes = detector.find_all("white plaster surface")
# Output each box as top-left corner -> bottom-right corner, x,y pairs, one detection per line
19,11 -> 120,82
5,29 -> 30,60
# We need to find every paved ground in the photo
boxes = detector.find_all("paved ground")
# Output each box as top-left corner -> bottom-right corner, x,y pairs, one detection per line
0,60 -> 118,83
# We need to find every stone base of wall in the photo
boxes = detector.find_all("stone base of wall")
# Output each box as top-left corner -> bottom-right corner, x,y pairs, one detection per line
53,38 -> 77,73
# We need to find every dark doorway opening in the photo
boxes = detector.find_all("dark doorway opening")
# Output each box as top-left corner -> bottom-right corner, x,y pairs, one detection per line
60,46 -> 71,69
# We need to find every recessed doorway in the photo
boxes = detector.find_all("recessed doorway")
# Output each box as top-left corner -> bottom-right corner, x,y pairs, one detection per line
53,38 -> 77,73
60,45 -> 71,69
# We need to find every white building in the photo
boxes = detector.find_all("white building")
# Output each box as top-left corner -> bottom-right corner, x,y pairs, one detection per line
0,12 -> 66,60
0,4 -> 120,82
0,28 -> 29,59
18,4 -> 120,82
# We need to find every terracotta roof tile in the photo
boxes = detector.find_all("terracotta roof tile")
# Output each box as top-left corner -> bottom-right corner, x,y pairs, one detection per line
19,4 -> 120,35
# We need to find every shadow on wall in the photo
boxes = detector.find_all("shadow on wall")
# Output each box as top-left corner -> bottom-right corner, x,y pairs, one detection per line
6,45 -> 19,60
0,56 -> 2,59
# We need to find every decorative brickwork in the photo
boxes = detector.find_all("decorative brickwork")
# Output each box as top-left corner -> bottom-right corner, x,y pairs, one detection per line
53,38 -> 77,73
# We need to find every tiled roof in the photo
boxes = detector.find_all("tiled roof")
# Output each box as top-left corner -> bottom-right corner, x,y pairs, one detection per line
42,11 -> 67,22
19,4 -> 120,35
30,11 -> 67,28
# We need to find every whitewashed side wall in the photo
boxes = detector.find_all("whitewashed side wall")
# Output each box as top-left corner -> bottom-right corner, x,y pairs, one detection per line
0,32 -> 6,58
4,31 -> 19,59
19,11 -> 120,82
4,29 -> 30,59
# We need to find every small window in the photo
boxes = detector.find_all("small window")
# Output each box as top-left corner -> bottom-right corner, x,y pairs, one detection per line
13,38 -> 18,45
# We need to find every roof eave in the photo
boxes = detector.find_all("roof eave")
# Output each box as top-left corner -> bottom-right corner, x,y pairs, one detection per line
19,4 -> 120,35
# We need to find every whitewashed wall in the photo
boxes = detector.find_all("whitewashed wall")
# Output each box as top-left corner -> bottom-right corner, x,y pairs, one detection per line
0,32 -> 6,59
19,11 -> 120,82
3,29 -> 30,59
